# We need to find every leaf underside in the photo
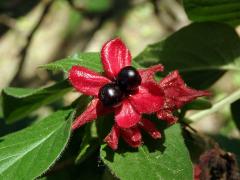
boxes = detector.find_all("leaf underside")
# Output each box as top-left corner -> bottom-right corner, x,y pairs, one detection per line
2,80 -> 72,124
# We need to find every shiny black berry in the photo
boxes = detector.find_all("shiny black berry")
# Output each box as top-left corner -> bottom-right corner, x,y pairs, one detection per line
117,66 -> 142,91
98,83 -> 123,107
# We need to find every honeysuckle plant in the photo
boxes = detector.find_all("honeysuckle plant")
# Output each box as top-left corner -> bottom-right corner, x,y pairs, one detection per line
68,38 -> 209,150
1,20 -> 240,180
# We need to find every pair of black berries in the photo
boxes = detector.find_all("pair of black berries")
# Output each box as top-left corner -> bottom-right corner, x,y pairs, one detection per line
98,66 -> 142,107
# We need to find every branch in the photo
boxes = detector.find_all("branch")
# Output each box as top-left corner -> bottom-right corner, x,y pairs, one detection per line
0,15 -> 17,30
67,0 -> 86,12
10,0 -> 54,86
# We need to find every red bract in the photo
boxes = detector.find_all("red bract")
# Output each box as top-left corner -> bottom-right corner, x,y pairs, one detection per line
69,38 -> 164,148
104,118 -> 161,150
157,71 -> 210,124
68,38 -> 210,150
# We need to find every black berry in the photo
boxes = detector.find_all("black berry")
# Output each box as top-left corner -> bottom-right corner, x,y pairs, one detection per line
98,83 -> 123,106
117,66 -> 141,91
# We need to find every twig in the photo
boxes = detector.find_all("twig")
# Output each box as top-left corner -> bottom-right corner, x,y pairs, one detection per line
0,15 -> 17,30
150,0 -> 176,32
151,0 -> 160,15
67,0 -> 86,12
189,89 -> 240,122
181,121 -> 198,133
10,0 -> 54,86
54,0 -> 117,58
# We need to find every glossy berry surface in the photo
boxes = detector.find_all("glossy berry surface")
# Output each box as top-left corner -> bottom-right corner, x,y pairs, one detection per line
117,66 -> 142,91
98,83 -> 123,106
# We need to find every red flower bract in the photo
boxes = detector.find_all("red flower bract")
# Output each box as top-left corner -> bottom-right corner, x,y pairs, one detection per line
68,38 -> 210,150
157,70 -> 210,124
104,118 -> 161,150
69,38 -> 164,128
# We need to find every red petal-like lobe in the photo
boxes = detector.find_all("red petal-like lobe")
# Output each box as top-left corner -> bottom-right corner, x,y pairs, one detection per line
104,124 -> 120,150
139,118 -> 161,139
139,64 -> 164,83
115,99 -> 141,128
121,127 -> 142,148
101,38 -> 131,79
121,126 -> 142,142
129,83 -> 164,114
122,138 -> 142,148
157,109 -> 178,125
69,66 -> 110,96
194,165 -> 201,180
160,70 -> 210,109
72,98 -> 111,130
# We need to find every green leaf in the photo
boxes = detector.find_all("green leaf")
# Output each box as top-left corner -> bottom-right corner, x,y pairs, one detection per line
2,80 -> 72,124
72,0 -> 112,13
0,96 -> 3,118
100,124 -> 193,180
134,22 -> 240,89
231,99 -> 240,130
183,99 -> 212,111
40,53 -> 102,73
180,99 -> 212,121
42,52 -> 143,74
183,0 -> 240,27
0,109 -> 73,179
75,122 -> 99,164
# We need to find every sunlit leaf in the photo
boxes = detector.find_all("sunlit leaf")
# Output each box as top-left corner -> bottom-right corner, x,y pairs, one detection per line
0,109 -> 73,179
100,124 -> 193,180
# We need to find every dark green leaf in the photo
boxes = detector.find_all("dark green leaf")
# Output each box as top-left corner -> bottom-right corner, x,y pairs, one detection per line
183,129 -> 211,163
0,109 -> 73,179
96,114 -> 115,141
72,96 -> 99,164
183,99 -> 212,111
180,99 -> 212,121
41,150 -> 104,180
100,124 -> 193,180
183,0 -> 240,27
134,22 -> 240,89
75,122 -> 99,164
40,53 -> 102,73
231,99 -> 240,130
2,80 -> 72,124
0,96 -> 3,118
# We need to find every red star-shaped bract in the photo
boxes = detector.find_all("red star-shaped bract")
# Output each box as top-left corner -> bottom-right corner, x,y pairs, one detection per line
135,66 -> 210,124
105,118 -> 161,150
69,38 -> 165,149
157,70 -> 210,124
68,38 -> 210,150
